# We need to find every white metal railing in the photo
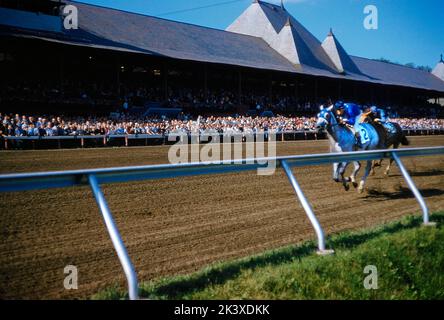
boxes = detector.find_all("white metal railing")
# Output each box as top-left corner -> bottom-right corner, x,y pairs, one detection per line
2,129 -> 443,141
0,146 -> 443,299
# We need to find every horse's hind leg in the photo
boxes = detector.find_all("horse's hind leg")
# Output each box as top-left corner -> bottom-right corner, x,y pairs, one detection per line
371,158 -> 384,175
371,160 -> 376,175
374,159 -> 383,167
385,159 -> 393,176
339,162 -> 350,191
358,160 -> 373,193
350,161 -> 361,188
385,143 -> 399,176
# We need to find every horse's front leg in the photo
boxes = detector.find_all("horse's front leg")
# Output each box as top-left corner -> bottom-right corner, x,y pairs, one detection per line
339,161 -> 350,191
385,159 -> 393,176
358,160 -> 373,193
385,143 -> 399,176
333,162 -> 340,182
350,161 -> 361,188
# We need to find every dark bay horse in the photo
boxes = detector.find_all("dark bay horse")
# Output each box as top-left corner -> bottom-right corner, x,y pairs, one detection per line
371,121 -> 409,175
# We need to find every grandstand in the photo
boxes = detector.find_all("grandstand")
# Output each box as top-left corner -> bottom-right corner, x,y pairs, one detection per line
0,0 -> 443,143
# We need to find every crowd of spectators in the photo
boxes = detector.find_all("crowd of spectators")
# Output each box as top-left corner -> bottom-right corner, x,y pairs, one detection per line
0,113 -> 317,137
1,112 -> 443,138
1,82 -> 443,138
0,82 -> 348,116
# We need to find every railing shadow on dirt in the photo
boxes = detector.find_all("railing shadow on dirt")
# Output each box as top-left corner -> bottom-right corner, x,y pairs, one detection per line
373,169 -> 444,179
364,187 -> 444,200
136,212 -> 444,299
409,169 -> 444,177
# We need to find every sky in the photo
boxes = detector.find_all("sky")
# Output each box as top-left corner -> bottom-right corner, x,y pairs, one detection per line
78,0 -> 443,68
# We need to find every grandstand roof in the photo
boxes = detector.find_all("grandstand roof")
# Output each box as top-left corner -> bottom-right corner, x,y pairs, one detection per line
1,0 -> 444,94
432,55 -> 444,82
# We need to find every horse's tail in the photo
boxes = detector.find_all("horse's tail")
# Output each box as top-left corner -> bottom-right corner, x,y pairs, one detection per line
401,134 -> 410,146
371,123 -> 387,149
393,122 -> 409,145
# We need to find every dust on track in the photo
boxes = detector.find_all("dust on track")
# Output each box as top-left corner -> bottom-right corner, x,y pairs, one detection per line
0,136 -> 443,299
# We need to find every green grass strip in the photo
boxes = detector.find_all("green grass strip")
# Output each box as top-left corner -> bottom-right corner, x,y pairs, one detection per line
94,212 -> 444,300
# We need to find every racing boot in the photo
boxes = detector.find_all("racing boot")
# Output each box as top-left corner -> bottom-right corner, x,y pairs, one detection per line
355,132 -> 363,149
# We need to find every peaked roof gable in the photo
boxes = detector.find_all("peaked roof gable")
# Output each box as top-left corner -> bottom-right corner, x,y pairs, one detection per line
432,55 -> 444,82
321,30 -> 361,74
227,1 -> 338,72
226,1 -> 278,44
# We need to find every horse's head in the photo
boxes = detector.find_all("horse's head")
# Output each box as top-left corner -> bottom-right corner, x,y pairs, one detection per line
316,108 -> 334,131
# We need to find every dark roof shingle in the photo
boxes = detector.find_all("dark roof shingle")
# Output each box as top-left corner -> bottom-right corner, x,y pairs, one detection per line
1,0 -> 443,93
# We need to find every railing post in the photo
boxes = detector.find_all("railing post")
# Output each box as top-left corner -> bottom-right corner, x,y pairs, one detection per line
281,160 -> 334,255
88,174 -> 139,299
391,152 -> 436,227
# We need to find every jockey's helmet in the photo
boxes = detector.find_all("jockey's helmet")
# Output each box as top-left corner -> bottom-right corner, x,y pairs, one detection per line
335,101 -> 344,109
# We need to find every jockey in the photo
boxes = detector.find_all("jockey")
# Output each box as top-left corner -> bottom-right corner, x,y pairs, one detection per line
333,101 -> 363,148
370,106 -> 388,124
361,105 -> 387,124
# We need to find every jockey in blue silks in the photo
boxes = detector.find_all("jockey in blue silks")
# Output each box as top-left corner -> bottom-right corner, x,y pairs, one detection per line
366,105 -> 399,134
332,101 -> 364,148
370,106 -> 387,123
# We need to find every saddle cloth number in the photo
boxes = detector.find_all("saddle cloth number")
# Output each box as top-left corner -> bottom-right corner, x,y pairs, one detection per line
359,127 -> 370,144
384,122 -> 396,134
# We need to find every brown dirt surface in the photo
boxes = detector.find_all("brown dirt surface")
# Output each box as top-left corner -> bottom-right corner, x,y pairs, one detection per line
0,136 -> 443,299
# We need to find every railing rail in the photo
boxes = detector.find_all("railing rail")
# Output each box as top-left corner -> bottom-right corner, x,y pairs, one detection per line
1,146 -> 443,299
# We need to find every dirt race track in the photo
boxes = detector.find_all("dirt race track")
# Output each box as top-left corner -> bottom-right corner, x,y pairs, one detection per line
0,136 -> 443,299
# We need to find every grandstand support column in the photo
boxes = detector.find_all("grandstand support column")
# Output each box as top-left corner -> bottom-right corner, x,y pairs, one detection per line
353,82 -> 358,101
269,73 -> 273,101
59,49 -> 64,97
116,57 -> 121,97
294,77 -> 298,101
314,78 -> 318,103
163,62 -> 168,101
238,69 -> 242,105
203,63 -> 208,98
337,80 -> 342,100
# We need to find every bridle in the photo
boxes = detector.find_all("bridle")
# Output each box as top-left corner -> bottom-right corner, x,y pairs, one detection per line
318,110 -> 340,128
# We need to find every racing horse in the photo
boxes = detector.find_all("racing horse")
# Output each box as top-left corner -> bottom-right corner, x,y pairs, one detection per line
316,108 -> 386,193
371,121 -> 409,176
